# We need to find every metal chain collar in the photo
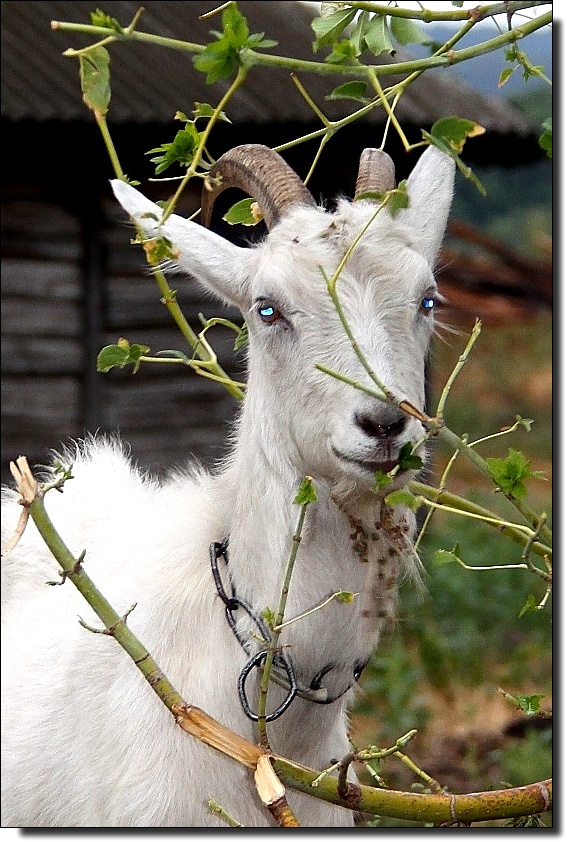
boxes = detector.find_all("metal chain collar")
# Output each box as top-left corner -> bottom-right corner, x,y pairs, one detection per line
209,540 -> 355,722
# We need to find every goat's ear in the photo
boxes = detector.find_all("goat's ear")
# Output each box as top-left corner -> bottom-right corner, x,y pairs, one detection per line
111,180 -> 251,309
403,146 -> 455,266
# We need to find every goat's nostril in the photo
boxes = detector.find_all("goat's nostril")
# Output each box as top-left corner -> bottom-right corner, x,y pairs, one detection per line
355,411 -> 408,440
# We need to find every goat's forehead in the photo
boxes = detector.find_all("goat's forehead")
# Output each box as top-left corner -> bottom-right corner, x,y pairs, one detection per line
248,203 -> 430,303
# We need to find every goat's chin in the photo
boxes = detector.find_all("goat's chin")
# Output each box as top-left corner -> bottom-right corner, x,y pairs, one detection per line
329,465 -> 414,506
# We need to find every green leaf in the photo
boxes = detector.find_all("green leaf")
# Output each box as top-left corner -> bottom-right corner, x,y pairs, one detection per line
430,116 -> 486,155
385,181 -> 410,218
97,340 -> 150,374
434,542 -> 462,566
422,130 -> 486,196
294,477 -> 318,506
350,10 -> 371,55
194,4 -> 275,83
324,39 -> 359,65
146,124 -> 201,174
374,471 -> 392,492
385,489 -> 420,511
137,235 -> 178,264
434,549 -> 459,566
234,322 -> 249,351
223,198 -> 262,226
193,45 -> 239,84
504,44 -> 548,83
79,46 -> 111,114
517,694 -> 545,716
97,344 -> 129,372
390,16 -> 431,46
334,591 -> 356,604
311,8 -> 357,50
486,448 -> 546,499
518,594 -> 538,618
326,81 -> 369,102
364,14 -> 395,57
498,66 -> 516,88
247,33 -> 278,50
516,415 -> 534,432
397,441 -> 423,471
192,102 -> 232,124
221,3 -> 250,46
90,8 -> 123,32
261,606 -> 276,628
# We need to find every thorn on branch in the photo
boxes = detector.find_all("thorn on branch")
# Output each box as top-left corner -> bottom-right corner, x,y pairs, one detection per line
78,602 -> 137,635
46,550 -> 87,585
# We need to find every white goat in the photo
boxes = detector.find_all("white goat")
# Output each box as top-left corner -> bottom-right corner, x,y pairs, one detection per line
1,144 -> 454,827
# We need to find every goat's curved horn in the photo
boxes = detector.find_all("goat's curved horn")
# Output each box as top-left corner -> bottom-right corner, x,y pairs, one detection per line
201,144 -> 316,230
354,148 -> 396,200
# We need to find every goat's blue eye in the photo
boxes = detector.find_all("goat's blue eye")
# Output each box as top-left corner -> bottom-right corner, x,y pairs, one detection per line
258,304 -> 282,324
420,296 -> 436,313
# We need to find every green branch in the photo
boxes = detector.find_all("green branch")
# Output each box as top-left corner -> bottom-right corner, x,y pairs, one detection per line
335,1 -> 550,22
274,758 -> 551,824
52,10 -> 551,81
4,457 -> 552,826
257,479 -> 316,748
8,458 -> 184,713
409,480 -> 551,562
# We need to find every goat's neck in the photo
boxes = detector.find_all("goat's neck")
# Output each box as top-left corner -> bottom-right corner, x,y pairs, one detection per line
218,410 -> 411,654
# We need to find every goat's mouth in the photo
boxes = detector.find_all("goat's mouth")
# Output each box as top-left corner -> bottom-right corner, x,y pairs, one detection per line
332,446 -> 401,476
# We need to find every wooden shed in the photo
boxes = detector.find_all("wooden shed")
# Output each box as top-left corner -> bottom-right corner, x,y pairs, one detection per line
1,0 -> 548,481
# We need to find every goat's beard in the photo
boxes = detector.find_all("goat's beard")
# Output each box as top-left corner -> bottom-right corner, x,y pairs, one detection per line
329,460 -> 419,508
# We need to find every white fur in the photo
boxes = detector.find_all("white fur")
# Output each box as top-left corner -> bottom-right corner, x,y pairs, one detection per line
1,146 -> 454,827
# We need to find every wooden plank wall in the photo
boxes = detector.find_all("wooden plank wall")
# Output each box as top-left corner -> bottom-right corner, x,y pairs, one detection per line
1,187 -> 244,484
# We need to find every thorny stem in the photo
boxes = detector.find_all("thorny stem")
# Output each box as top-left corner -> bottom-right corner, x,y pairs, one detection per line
414,445 -> 463,551
7,458 -> 184,713
274,757 -> 552,824
52,9 -> 551,81
432,424 -> 552,545
256,490 -> 313,749
436,319 -> 482,418
410,481 -> 551,561
313,731 -> 417,788
469,421 -> 534,448
416,498 -> 535,539
140,257 -> 245,400
394,751 -> 444,793
338,2 -> 549,23
367,69 -> 405,151
87,91 -> 244,400
160,64 -> 249,223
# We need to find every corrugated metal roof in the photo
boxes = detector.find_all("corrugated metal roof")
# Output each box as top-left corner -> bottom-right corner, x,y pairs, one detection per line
1,0 -> 535,135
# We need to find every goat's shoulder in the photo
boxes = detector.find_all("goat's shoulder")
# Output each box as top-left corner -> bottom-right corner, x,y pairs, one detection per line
1,436 -> 219,610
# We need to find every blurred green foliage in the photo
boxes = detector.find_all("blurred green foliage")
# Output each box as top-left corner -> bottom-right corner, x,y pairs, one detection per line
452,85 -> 552,253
